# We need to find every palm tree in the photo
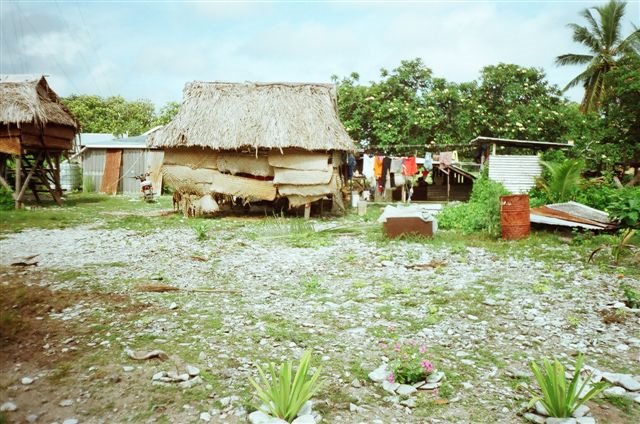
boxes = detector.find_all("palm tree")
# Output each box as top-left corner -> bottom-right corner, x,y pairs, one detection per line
556,0 -> 640,113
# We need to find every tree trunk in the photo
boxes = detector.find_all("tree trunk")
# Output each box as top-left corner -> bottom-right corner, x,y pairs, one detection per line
625,166 -> 640,187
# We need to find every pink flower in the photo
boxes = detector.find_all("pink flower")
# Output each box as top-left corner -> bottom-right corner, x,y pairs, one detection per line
380,343 -> 388,349
419,345 -> 427,354
421,360 -> 433,373
393,343 -> 401,352
387,373 -> 395,383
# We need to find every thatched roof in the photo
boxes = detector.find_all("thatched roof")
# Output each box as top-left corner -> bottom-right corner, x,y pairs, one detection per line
0,75 -> 78,129
148,82 -> 355,151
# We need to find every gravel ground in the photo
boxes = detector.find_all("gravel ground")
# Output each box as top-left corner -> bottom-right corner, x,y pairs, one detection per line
1,216 -> 639,424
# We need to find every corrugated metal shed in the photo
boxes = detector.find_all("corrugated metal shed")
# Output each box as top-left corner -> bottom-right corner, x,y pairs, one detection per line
488,155 -> 541,193
81,134 -> 163,195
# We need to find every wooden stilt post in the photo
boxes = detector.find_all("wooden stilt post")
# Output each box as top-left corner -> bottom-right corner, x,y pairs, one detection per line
0,174 -> 12,192
447,172 -> 450,203
15,152 -> 42,205
15,155 -> 22,209
304,203 -> 311,220
53,153 -> 62,198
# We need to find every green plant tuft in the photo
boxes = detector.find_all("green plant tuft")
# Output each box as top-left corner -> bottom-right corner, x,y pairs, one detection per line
193,223 -> 209,241
528,355 -> 609,418
621,284 -> 640,309
536,159 -> 585,204
249,350 -> 323,422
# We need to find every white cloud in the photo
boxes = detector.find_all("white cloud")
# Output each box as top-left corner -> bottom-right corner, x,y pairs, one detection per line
21,32 -> 90,66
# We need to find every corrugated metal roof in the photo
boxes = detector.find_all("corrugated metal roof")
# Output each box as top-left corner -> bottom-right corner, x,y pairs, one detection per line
488,155 -> 541,193
81,135 -> 152,149
470,136 -> 572,150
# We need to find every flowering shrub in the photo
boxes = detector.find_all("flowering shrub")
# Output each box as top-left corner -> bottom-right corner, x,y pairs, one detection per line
384,340 -> 434,384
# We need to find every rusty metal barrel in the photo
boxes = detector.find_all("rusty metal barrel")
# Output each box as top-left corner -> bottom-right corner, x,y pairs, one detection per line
500,194 -> 530,240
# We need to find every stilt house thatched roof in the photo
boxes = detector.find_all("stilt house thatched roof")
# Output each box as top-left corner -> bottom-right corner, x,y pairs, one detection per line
0,75 -> 78,129
148,82 -> 356,151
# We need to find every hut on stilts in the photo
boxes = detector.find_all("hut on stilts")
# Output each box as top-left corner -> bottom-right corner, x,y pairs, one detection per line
0,75 -> 79,208
148,82 -> 356,217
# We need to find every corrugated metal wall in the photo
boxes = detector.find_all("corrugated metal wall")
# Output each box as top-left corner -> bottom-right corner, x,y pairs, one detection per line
83,149 -> 106,192
82,148 -> 156,194
121,150 -> 148,194
488,155 -> 541,193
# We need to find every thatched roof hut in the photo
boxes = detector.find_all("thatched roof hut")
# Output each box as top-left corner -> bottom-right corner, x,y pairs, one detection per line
148,82 -> 354,151
149,82 -> 356,216
0,75 -> 79,207
0,75 -> 78,132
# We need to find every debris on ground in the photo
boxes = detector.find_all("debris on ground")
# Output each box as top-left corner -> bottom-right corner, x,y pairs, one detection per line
125,348 -> 169,361
530,201 -> 617,230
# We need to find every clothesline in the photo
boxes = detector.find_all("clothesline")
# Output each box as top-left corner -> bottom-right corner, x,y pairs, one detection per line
358,143 -> 480,151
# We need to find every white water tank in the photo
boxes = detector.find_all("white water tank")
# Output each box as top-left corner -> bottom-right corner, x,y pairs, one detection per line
60,161 -> 82,191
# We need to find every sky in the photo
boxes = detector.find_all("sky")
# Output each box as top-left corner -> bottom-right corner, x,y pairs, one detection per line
1,0 -> 639,109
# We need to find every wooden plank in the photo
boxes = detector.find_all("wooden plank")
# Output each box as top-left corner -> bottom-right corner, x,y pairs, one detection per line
22,134 -> 72,150
0,125 -> 21,137
43,125 -> 76,140
20,133 -> 45,148
0,136 -> 21,155
43,136 -> 73,150
100,149 -> 123,195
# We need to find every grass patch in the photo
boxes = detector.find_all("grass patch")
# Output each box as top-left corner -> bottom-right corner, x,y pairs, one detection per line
0,193 -> 177,233
604,395 -> 638,414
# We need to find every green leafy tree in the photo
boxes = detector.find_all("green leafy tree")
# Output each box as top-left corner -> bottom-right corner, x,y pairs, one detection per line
62,95 -> 155,137
556,0 -> 640,113
334,61 -> 581,152
334,58 -> 437,151
153,101 -> 181,126
470,64 -> 573,143
566,55 -> 640,175
602,55 -> 640,179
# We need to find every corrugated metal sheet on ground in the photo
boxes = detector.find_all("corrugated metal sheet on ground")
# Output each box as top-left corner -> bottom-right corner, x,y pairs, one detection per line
217,154 -> 273,177
100,149 -> 122,194
164,148 -> 218,169
530,201 -> 616,230
488,155 -> 541,194
268,151 -> 330,171
211,172 -> 276,201
273,166 -> 333,185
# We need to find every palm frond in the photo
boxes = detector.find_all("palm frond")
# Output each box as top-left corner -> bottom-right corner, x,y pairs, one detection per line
561,65 -> 597,91
555,53 -> 594,67
616,26 -> 640,56
568,23 -> 601,51
540,159 -> 584,203
580,7 -> 603,42
597,0 -> 626,49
